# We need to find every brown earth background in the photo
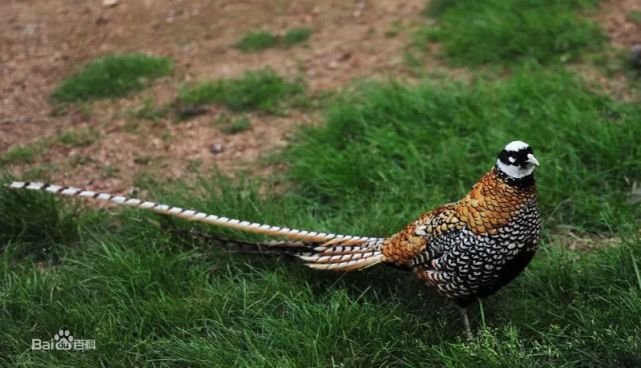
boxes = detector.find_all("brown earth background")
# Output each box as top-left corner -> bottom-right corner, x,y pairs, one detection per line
1,0 -> 639,194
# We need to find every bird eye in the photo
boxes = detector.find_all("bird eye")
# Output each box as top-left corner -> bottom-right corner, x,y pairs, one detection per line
508,156 -> 516,163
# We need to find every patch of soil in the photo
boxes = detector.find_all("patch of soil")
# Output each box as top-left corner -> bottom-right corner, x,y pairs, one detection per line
597,0 -> 641,48
573,0 -> 641,102
554,232 -> 622,251
1,0 -> 430,193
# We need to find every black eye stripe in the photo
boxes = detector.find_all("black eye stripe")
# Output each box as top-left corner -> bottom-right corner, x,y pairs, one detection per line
498,147 -> 533,166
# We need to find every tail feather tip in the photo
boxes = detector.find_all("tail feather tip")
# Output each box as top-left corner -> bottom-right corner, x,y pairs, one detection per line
9,181 -> 26,189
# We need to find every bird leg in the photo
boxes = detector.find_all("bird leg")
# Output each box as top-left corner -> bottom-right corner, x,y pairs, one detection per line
457,306 -> 473,340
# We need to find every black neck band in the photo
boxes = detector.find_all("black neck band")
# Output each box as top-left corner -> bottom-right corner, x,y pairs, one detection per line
494,165 -> 535,189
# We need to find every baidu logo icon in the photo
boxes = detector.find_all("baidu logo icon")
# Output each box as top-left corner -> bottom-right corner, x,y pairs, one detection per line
31,329 -> 96,351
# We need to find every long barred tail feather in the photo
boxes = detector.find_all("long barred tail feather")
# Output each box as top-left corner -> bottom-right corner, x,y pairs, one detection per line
170,228 -> 386,271
7,181 -> 387,271
171,228 -> 311,257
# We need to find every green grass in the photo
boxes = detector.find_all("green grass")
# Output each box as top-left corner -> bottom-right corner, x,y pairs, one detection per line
423,0 -> 604,65
217,115 -> 252,134
51,54 -> 173,103
179,69 -> 305,114
1,169 -> 640,366
0,183 -> 103,261
234,31 -> 280,51
234,28 -> 313,51
283,28 -> 312,46
129,97 -> 168,122
628,10 -> 641,25
56,128 -> 100,148
286,69 -> 641,234
0,129 -> 98,168
0,146 -> 40,166
0,141 -> 48,166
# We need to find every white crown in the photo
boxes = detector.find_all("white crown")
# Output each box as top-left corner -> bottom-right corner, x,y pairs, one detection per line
504,140 -> 529,151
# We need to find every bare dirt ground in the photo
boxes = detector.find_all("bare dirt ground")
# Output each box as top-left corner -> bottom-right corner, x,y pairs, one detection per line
1,0 -> 430,193
0,0 -> 639,194
598,0 -> 641,47
576,0 -> 641,101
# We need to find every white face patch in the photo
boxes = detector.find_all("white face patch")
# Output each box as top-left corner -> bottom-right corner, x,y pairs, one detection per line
508,156 -> 516,163
496,159 -> 536,179
504,140 -> 529,152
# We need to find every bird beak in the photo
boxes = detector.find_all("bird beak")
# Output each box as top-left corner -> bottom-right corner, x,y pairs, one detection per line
527,153 -> 540,167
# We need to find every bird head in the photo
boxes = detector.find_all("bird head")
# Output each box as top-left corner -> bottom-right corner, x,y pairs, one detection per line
495,140 -> 540,179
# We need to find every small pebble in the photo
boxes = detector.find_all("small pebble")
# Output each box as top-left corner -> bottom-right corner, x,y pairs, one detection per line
210,143 -> 224,154
103,0 -> 118,7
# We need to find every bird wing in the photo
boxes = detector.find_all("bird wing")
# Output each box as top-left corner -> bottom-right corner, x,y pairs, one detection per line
380,203 -> 464,266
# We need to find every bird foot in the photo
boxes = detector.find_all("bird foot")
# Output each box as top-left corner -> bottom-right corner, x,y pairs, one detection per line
457,306 -> 473,340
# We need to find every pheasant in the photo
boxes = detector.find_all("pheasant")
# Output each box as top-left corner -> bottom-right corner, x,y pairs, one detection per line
7,140 -> 541,338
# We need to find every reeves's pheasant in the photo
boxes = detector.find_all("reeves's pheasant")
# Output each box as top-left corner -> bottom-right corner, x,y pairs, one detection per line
7,140 -> 541,338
